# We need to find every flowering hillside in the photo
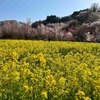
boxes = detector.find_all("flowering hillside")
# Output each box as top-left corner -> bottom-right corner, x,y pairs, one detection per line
0,40 -> 100,100
0,9 -> 100,42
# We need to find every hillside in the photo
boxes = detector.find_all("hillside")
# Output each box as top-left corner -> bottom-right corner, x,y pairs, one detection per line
0,7 -> 100,42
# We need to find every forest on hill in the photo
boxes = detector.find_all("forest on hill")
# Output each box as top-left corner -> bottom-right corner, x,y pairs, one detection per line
0,3 -> 100,42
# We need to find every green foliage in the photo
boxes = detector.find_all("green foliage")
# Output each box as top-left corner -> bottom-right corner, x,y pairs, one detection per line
71,11 -> 80,19
60,16 -> 72,22
76,11 -> 90,24
46,15 -> 60,23
89,12 -> 100,22
32,21 -> 41,28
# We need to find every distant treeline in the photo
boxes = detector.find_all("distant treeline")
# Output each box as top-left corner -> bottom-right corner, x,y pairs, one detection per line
32,9 -> 90,28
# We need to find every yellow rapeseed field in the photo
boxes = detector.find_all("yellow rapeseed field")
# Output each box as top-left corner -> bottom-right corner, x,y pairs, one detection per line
0,40 -> 100,100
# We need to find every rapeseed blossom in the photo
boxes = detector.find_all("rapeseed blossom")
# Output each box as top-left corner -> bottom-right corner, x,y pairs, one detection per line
41,90 -> 48,98
23,85 -> 29,92
59,77 -> 66,87
0,40 -> 100,100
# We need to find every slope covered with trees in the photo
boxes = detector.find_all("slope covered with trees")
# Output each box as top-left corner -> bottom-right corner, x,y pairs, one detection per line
0,3 -> 100,42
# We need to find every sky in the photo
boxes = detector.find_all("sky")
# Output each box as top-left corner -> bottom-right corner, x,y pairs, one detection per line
0,0 -> 100,23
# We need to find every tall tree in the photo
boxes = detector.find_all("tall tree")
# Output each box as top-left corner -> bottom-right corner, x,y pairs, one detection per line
90,3 -> 99,12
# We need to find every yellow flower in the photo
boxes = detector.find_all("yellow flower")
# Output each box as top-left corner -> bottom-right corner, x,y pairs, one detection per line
76,91 -> 85,99
0,93 -> 2,97
9,50 -> 19,60
59,77 -> 66,86
15,76 -> 20,81
11,71 -> 20,81
41,90 -> 48,98
2,66 -> 8,72
46,75 -> 56,87
23,85 -> 29,92
84,97 -> 91,100
76,91 -> 85,96
4,74 -> 10,81
29,86 -> 33,92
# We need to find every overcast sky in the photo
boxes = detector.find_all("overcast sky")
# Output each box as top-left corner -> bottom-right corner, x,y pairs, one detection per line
0,0 -> 100,22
